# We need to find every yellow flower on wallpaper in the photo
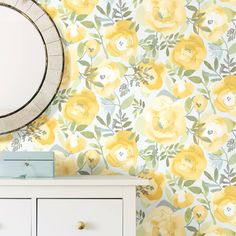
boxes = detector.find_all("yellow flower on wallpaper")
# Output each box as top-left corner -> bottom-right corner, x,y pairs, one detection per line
138,171 -> 165,204
171,144 -> 207,180
65,135 -> 86,154
85,40 -> 100,57
142,0 -> 186,33
33,115 -> 57,146
139,59 -> 166,93
212,75 -> 236,116
193,205 -> 208,223
172,80 -> 194,99
143,96 -> 186,145
199,5 -> 234,42
203,226 -> 235,236
0,134 -> 13,151
104,131 -> 139,171
171,34 -> 207,70
41,4 -> 58,20
143,206 -> 186,236
200,115 -> 230,153
54,151 -> 77,176
212,186 -> 236,226
104,20 -> 138,59
64,89 -> 99,125
221,0 -> 236,6
63,0 -> 98,15
91,60 -> 122,98
193,94 -> 208,112
85,150 -> 100,169
64,25 -> 86,43
60,46 -> 79,89
172,190 -> 194,208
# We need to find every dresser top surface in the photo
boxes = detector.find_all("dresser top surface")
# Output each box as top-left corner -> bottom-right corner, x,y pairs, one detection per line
0,175 -> 149,186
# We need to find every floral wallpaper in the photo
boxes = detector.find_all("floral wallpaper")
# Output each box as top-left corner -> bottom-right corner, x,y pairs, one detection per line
0,0 -> 236,235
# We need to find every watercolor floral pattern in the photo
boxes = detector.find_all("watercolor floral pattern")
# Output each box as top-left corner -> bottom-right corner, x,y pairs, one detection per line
1,0 -> 236,235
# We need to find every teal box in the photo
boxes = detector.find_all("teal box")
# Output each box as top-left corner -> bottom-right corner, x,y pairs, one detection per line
0,152 -> 54,178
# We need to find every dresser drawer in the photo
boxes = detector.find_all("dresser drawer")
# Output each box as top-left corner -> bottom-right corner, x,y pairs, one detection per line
37,199 -> 123,236
0,199 -> 31,236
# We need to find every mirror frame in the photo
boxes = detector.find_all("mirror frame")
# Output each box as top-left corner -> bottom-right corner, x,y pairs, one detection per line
0,0 -> 64,135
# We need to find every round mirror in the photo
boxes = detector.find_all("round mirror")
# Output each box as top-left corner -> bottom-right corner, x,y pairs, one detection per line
0,0 -> 64,134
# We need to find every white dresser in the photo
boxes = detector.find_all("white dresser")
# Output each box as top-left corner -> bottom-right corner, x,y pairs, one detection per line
0,176 -> 148,236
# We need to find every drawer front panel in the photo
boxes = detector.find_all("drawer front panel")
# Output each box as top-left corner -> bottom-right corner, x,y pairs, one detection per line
37,199 -> 122,236
0,199 -> 31,236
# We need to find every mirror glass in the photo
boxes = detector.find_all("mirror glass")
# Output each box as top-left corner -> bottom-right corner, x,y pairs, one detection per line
0,6 -> 46,117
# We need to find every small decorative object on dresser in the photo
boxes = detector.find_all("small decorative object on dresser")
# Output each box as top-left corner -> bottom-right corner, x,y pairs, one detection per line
0,176 -> 148,236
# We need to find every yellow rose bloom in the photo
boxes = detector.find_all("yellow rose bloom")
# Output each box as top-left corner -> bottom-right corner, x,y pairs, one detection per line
64,25 -> 86,43
104,20 -> 138,59
60,46 -> 79,89
193,94 -> 208,112
139,60 -> 166,93
172,191 -> 194,208
173,80 -> 194,99
212,75 -> 236,116
85,39 -> 100,57
213,186 -> 236,226
104,131 -> 139,171
63,0 -> 98,15
0,134 -> 13,151
64,89 -> 99,125
171,34 -> 207,70
143,96 -> 186,145
33,115 -> 57,146
221,0 -> 236,6
203,226 -> 235,236
54,151 -> 77,176
143,0 -> 186,33
91,60 -> 122,98
199,5 -> 233,42
193,205 -> 208,223
85,150 -> 100,169
65,135 -> 86,154
143,206 -> 186,236
200,115 -> 229,153
171,144 -> 207,180
138,171 -> 165,204
41,4 -> 58,20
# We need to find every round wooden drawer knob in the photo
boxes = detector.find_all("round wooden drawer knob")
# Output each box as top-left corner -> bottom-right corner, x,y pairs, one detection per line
77,221 -> 86,230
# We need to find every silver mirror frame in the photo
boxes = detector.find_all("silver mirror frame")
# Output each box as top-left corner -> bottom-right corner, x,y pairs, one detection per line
0,0 -> 64,135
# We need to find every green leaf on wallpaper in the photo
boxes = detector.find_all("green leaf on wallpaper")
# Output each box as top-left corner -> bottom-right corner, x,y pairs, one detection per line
76,125 -> 87,132
121,95 -> 135,109
202,181 -> 209,194
229,43 -> 236,55
77,42 -> 85,58
204,171 -> 214,181
184,70 -> 195,76
81,21 -> 95,28
77,153 -> 85,169
185,208 -> 192,224
129,167 -> 136,176
81,131 -> 94,139
185,97 -> 192,112
80,60 -> 90,67
204,61 -> 214,70
189,186 -> 202,194
96,5 -> 106,15
184,180 -> 195,187
96,116 -> 106,125
76,14 -> 87,21
188,76 -> 202,84
229,154 -> 236,165
94,126 -> 101,139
